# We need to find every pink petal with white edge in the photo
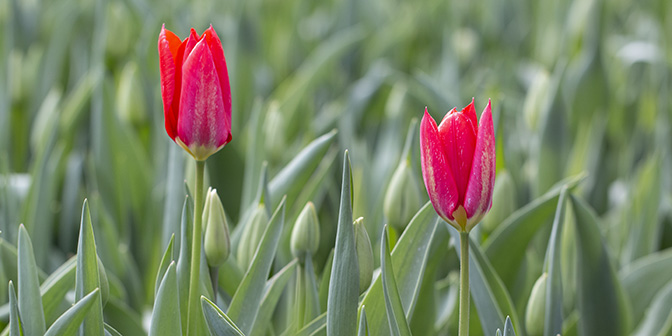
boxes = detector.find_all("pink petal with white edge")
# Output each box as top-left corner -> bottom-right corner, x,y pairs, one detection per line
464,100 -> 496,230
177,38 -> 227,160
420,107 -> 460,223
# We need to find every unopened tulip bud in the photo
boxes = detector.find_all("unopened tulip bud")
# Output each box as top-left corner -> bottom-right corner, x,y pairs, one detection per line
203,188 -> 231,268
420,99 -> 496,232
290,202 -> 320,262
354,217 -> 374,294
237,204 -> 269,269
482,171 -> 516,232
383,160 -> 422,231
525,273 -> 548,336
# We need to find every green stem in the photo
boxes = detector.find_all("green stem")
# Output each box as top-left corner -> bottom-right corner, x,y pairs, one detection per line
209,266 -> 219,303
459,231 -> 470,336
186,160 -> 206,336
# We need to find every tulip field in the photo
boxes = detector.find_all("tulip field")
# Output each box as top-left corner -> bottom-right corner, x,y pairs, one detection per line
1,0 -> 671,335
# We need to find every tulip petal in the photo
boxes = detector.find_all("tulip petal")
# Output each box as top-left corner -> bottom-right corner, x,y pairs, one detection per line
464,100 -> 496,228
201,25 -> 232,144
158,25 -> 181,140
437,105 -> 477,205
420,108 -> 459,222
177,38 -> 228,160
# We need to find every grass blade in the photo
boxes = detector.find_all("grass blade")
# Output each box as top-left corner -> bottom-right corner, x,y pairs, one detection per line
74,200 -> 104,336
381,226 -> 411,336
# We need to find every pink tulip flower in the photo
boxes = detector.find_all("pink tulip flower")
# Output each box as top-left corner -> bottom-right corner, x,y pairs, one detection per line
420,99 -> 495,232
158,24 -> 232,161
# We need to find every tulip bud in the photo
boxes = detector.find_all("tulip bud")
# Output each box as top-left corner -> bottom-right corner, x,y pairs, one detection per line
525,273 -> 548,336
290,202 -> 320,262
264,102 -> 287,162
353,217 -> 374,294
482,171 -> 516,233
237,204 -> 269,270
117,62 -> 147,126
384,160 -> 422,231
420,99 -> 496,232
202,188 -> 231,268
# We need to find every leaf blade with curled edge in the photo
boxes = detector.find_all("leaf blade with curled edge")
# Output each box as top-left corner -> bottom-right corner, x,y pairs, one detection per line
249,259 -> 298,336
8,281 -> 23,336
543,188 -> 567,336
154,234 -> 175,296
74,200 -> 104,336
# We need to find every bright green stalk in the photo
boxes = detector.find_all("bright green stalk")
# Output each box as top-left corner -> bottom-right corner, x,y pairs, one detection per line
187,160 -> 206,336
459,231 -> 470,336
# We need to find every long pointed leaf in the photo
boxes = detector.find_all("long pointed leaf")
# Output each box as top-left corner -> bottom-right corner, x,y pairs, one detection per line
44,288 -> 100,336
327,151 -> 358,336
149,262 -> 181,336
74,200 -> 104,336
227,198 -> 286,334
17,225 -> 45,336
8,281 -> 22,336
381,226 -> 411,336
202,297 -> 245,336
543,188 -> 567,336
358,306 -> 369,336
570,194 -> 630,336
249,260 -> 298,336
360,202 -> 439,335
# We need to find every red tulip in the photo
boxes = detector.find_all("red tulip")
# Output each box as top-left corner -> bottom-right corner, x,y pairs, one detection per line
158,24 -> 232,161
420,99 -> 495,232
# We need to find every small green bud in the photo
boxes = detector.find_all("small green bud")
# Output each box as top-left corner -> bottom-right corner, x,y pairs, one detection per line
525,273 -> 548,336
203,188 -> 231,268
237,203 -> 269,270
263,102 -> 286,162
290,202 -> 321,262
116,62 -> 147,126
482,170 -> 517,233
383,160 -> 422,231
354,217 -> 374,294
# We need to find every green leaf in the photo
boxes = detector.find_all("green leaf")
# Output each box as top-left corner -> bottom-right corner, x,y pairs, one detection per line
570,194 -> 630,336
360,202 -> 439,335
632,279 -> 672,336
268,130 -> 337,209
249,260 -> 297,336
201,297 -> 245,336
621,248 -> 672,327
44,288 -> 100,336
41,256 -> 76,324
149,262 -> 181,336
358,306 -> 369,336
449,229 -> 523,336
318,249 -> 334,313
227,198 -> 286,334
543,187 -> 567,336
8,281 -> 22,336
503,316 -> 516,336
176,196 -> 193,334
154,234 -> 175,296
74,200 -> 104,336
327,151 -> 358,336
104,323 -> 123,336
102,298 -> 145,336
289,313 -> 326,336
17,225 -> 45,336
380,226 -> 411,336
484,174 -> 584,286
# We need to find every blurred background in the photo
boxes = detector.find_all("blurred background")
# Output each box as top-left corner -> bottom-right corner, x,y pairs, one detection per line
0,0 -> 671,333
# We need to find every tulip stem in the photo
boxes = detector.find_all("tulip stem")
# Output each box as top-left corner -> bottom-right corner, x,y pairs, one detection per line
186,160 -> 206,336
459,230 -> 470,336
209,266 -> 219,302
